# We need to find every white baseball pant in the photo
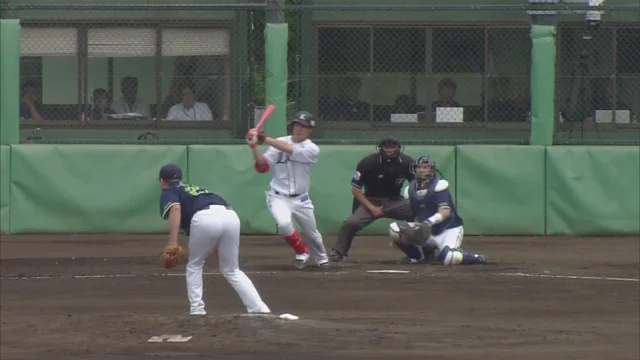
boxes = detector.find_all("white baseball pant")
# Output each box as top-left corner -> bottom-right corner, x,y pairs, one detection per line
187,205 -> 270,315
423,225 -> 464,256
265,191 -> 328,264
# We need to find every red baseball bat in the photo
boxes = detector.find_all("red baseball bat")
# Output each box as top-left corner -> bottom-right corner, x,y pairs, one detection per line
255,104 -> 276,131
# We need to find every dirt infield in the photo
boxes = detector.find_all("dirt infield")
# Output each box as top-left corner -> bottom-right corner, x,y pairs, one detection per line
1,234 -> 638,360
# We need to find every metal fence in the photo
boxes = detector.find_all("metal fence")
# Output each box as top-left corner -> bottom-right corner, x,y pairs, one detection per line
555,23 -> 640,145
3,2 -> 639,145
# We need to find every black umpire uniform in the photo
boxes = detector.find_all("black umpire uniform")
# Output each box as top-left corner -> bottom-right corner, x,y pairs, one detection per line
331,136 -> 414,261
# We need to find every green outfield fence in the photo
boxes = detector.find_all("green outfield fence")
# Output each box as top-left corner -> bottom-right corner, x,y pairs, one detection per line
0,2 -> 638,235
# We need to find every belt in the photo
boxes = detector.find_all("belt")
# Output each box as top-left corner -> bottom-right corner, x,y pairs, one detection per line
274,191 -> 301,198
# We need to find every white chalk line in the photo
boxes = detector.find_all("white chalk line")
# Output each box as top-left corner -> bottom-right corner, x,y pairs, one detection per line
496,272 -> 640,282
0,271 -> 348,280
1,270 -> 638,283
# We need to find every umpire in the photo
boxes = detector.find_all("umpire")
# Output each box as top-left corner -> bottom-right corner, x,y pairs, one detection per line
330,136 -> 414,262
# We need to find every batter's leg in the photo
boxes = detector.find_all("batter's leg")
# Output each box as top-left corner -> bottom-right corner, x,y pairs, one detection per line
218,209 -> 271,313
186,211 -> 221,315
265,192 -> 309,265
292,197 -> 329,267
331,205 -> 375,261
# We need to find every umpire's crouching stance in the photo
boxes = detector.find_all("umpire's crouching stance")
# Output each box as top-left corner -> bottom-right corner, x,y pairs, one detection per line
330,136 -> 414,262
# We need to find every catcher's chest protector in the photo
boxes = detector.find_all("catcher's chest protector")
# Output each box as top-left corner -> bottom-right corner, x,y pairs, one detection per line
408,178 -> 440,218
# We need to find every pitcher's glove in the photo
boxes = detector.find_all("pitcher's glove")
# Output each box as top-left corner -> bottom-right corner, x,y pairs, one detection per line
394,221 -> 431,246
160,244 -> 183,269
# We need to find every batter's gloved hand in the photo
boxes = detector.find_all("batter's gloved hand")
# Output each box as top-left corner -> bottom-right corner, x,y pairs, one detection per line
160,244 -> 183,269
246,128 -> 266,147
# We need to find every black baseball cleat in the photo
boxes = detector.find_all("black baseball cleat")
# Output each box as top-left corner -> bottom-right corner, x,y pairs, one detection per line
329,249 -> 344,262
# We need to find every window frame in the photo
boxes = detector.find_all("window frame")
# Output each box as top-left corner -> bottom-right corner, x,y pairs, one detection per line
312,20 -> 533,131
18,19 -> 235,130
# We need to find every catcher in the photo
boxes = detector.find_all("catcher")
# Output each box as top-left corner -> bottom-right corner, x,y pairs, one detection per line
388,155 -> 488,265
158,164 -> 271,315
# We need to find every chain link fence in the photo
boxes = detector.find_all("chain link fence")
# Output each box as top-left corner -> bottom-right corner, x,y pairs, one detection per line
555,21 -> 640,144
306,23 -> 532,143
3,2 -> 638,144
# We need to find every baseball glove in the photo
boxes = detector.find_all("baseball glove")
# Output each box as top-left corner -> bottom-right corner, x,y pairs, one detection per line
160,244 -> 183,269
394,221 -> 431,246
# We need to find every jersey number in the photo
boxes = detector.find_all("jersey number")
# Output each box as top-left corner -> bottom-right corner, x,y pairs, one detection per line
184,185 -> 208,196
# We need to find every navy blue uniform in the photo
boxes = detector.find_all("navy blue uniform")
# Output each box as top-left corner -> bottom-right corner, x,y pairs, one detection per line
408,176 -> 463,235
159,182 -> 229,235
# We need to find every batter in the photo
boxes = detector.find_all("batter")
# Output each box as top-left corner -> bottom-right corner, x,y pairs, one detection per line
247,111 -> 329,269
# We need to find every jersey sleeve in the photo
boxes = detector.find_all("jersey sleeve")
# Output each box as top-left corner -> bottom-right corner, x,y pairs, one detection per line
290,142 -> 320,163
159,188 -> 180,219
434,187 -> 453,210
350,159 -> 367,189
262,146 -> 280,166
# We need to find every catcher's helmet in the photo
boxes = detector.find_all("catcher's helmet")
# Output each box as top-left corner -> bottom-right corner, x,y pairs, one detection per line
377,135 -> 403,161
411,155 -> 436,180
291,111 -> 315,128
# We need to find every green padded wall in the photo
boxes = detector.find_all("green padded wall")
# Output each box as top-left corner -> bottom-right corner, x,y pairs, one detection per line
456,145 -> 546,235
10,145 -> 188,233
546,146 -> 640,236
0,145 -> 10,233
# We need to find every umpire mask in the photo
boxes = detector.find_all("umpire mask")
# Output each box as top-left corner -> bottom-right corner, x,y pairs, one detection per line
377,136 -> 403,163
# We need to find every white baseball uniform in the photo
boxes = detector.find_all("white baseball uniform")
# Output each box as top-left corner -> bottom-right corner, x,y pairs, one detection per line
260,136 -> 328,267
188,206 -> 271,315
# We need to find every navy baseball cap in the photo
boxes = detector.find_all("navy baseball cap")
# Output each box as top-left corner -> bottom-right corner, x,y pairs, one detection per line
159,164 -> 182,181
291,111 -> 315,127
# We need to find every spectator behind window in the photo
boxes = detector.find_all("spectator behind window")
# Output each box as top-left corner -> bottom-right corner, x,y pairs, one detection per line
319,75 -> 370,121
431,78 -> 461,112
487,76 -> 527,122
20,81 -> 48,121
166,86 -> 213,121
110,76 -> 151,118
90,88 -> 116,121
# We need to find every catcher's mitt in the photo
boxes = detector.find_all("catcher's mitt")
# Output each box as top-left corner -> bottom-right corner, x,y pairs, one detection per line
394,221 -> 431,246
160,244 -> 183,269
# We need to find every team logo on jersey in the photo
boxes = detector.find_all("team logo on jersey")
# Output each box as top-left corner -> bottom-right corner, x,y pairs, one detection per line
352,171 -> 361,181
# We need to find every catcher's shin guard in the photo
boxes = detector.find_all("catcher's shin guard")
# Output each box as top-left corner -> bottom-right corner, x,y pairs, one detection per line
438,246 -> 488,265
461,251 -> 488,265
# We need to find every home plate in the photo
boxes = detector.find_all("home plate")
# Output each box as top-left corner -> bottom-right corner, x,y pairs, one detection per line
367,270 -> 410,274
279,313 -> 299,320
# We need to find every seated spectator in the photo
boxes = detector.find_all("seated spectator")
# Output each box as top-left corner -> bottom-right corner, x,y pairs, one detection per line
110,76 -> 151,118
89,88 -> 116,121
319,75 -> 370,121
393,94 -> 419,114
166,86 -> 213,121
487,76 -> 528,122
431,78 -> 461,112
19,81 -> 48,121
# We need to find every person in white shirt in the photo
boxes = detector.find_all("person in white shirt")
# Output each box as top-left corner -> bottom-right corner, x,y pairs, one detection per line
166,86 -> 213,121
246,111 -> 329,269
110,76 -> 151,118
